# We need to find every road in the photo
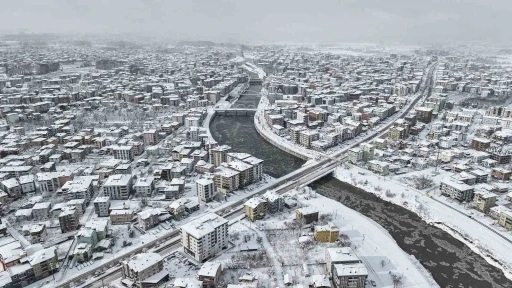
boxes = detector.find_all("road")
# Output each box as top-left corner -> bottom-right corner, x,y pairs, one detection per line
429,196 -> 512,245
56,61 -> 438,288
77,213 -> 245,288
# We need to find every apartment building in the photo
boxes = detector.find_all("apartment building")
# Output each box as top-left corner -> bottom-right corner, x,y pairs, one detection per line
104,174 -> 133,200
60,176 -> 94,203
210,145 -> 231,166
299,130 -> 320,148
368,160 -> 390,175
181,213 -> 228,262
348,148 -> 363,164
473,191 -> 497,213
29,246 -> 58,280
415,107 -> 433,123
296,207 -> 319,224
332,263 -> 368,288
110,209 -> 134,224
134,177 -> 155,197
491,167 -> 512,180
244,197 -> 267,222
314,222 -> 340,243
32,202 -> 51,219
58,206 -> 79,233
19,175 -> 36,194
262,190 -> 283,213
122,253 -> 164,288
143,129 -> 158,146
289,126 -> 306,144
198,262 -> 222,288
468,169 -> 488,183
471,137 -> 491,151
37,172 -> 60,193
138,209 -> 161,231
113,146 -> 134,161
224,161 -> 253,187
361,143 -> 375,162
93,196 -> 111,217
213,167 -> 240,194
196,178 -> 215,202
388,126 -> 406,141
1,178 -> 21,199
440,178 -> 475,202
498,210 -> 512,231
325,247 -> 362,274
243,156 -> 264,182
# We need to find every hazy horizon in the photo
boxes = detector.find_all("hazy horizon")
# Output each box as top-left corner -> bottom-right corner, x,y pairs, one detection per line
1,0 -> 511,45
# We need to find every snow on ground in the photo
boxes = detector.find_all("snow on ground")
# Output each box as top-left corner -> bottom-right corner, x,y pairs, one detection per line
36,173 -> 277,287
216,197 -> 437,288
243,62 -> 266,79
334,164 -> 512,281
255,63 -> 434,160
284,188 -> 438,288
255,93 -> 322,159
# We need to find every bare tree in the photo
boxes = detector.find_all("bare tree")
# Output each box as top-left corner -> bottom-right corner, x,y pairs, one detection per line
385,189 -> 396,198
406,174 -> 434,190
390,273 -> 403,288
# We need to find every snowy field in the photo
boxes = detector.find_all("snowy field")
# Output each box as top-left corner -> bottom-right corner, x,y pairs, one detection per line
334,164 -> 512,281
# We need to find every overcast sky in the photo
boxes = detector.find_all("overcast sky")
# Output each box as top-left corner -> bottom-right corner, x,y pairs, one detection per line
1,0 -> 510,44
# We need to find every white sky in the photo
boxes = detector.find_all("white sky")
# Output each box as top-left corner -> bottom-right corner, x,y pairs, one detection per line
1,0 -> 510,44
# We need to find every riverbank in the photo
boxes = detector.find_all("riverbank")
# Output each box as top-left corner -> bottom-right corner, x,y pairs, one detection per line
252,62 -> 438,159
210,75 -> 512,287
254,88 -> 321,160
333,164 -> 512,282
284,188 -> 439,288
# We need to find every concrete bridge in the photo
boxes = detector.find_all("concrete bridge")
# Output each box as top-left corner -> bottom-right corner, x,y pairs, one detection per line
249,78 -> 263,84
214,108 -> 257,116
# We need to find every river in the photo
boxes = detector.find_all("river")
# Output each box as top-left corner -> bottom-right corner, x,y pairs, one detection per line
209,84 -> 512,288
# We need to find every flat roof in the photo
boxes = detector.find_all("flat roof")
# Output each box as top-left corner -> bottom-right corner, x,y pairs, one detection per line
333,263 -> 368,277
181,213 -> 227,239
326,247 -> 360,263
198,262 -> 221,277
104,174 -> 132,186
125,252 -> 162,272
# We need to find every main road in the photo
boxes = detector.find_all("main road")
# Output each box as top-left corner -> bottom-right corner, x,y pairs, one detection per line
57,60 -> 438,288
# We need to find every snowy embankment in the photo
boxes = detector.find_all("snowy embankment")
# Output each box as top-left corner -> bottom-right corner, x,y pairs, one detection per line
285,189 -> 439,288
241,62 -> 266,79
333,165 -> 512,281
254,91 -> 322,160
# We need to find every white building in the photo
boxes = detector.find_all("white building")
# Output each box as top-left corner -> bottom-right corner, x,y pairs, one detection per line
196,178 -> 215,202
60,177 -> 94,202
32,202 -> 51,219
18,175 -> 36,194
122,252 -> 164,287
332,263 -> 368,288
104,174 -> 133,200
440,178 -> 475,202
93,196 -> 111,217
180,213 -> 228,262
113,146 -> 134,161
325,247 -> 362,273
134,177 -> 155,196
37,172 -> 60,193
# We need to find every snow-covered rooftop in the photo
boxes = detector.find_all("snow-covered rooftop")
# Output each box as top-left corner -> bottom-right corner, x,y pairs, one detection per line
124,252 -> 162,272
180,213 -> 227,239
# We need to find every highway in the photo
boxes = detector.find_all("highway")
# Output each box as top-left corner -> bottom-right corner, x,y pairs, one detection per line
58,61 -> 438,288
